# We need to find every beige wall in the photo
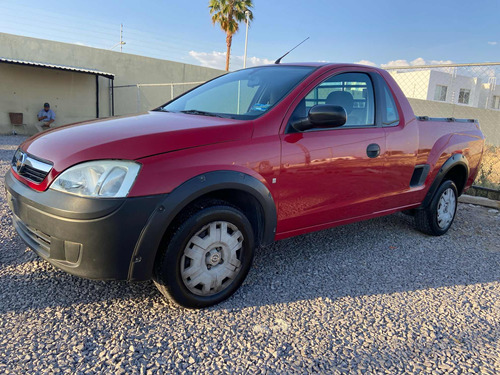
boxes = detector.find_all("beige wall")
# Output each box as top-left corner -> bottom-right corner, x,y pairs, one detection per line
0,32 -> 224,134
408,98 -> 500,146
1,64 -> 96,133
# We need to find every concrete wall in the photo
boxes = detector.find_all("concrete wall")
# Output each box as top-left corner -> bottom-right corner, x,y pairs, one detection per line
0,32 -> 224,134
408,98 -> 500,146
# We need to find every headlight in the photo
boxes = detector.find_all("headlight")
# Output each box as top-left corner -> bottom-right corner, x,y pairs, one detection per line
50,160 -> 141,198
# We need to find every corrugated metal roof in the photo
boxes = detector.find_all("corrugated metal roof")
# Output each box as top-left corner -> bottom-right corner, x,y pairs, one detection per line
0,57 -> 114,79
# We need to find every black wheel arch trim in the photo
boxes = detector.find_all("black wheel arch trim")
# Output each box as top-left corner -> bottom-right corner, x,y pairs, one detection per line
420,153 -> 469,208
128,170 -> 277,281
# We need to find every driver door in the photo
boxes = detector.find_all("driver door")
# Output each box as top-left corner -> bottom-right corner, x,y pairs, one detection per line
277,71 -> 388,234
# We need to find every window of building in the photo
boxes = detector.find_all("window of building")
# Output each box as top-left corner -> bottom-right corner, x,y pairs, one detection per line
434,85 -> 447,101
458,89 -> 470,104
492,95 -> 500,110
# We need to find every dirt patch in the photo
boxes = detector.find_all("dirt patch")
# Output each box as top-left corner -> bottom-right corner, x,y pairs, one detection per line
475,145 -> 500,189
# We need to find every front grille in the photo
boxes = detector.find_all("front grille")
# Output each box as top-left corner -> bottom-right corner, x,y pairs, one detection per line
12,149 -> 52,183
18,165 -> 48,182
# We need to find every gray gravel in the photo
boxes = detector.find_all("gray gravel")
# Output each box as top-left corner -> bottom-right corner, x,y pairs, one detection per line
1,135 -> 499,374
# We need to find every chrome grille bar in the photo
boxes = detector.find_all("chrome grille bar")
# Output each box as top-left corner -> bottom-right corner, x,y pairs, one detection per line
12,149 -> 52,183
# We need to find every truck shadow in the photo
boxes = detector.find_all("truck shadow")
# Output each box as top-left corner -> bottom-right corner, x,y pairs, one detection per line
1,206 -> 499,314
229,208 -> 500,309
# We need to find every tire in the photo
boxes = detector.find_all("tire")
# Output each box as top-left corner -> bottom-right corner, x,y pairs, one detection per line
153,200 -> 255,308
415,180 -> 458,236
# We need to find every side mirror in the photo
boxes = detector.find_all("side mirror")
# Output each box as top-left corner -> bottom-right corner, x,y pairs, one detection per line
291,104 -> 347,132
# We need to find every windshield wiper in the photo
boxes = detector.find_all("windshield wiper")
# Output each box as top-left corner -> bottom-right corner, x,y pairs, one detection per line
179,109 -> 224,118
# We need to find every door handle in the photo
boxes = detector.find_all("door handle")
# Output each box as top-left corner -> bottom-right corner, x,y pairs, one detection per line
366,143 -> 380,158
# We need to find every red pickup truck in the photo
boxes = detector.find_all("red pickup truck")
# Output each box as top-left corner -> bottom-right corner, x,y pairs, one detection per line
6,63 -> 484,308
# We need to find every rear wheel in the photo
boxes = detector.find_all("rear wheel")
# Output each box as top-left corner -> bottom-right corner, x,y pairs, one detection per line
153,201 -> 254,308
415,180 -> 458,236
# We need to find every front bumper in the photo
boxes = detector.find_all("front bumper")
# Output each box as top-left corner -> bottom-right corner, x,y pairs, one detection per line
5,170 -> 165,280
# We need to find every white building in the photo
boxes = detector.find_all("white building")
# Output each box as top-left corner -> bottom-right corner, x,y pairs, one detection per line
389,69 -> 485,108
478,81 -> 500,110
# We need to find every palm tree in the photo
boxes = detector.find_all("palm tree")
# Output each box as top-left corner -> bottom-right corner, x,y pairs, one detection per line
209,0 -> 254,71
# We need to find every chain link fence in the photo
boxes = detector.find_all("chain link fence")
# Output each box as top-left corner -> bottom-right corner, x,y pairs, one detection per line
386,63 -> 500,190
113,81 -> 205,116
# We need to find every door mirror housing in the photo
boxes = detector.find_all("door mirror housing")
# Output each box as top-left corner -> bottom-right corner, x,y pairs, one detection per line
309,105 -> 347,127
291,104 -> 347,132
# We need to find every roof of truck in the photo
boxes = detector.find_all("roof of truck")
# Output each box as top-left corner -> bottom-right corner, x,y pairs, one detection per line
261,62 -> 383,70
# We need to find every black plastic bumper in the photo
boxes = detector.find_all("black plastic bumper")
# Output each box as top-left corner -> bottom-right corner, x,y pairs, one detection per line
5,170 -> 166,280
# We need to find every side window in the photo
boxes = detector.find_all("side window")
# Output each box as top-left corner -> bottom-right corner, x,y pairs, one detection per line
288,72 -> 375,130
381,82 -> 400,126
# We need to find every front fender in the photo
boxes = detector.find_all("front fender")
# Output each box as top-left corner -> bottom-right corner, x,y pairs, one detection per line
127,170 -> 277,281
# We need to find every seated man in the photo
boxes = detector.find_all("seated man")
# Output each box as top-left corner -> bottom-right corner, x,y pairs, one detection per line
35,103 -> 56,132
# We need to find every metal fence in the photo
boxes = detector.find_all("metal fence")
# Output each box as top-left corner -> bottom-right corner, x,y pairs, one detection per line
385,63 -> 500,189
113,81 -> 205,114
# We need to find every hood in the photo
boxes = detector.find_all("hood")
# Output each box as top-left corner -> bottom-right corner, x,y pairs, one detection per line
22,111 -> 253,172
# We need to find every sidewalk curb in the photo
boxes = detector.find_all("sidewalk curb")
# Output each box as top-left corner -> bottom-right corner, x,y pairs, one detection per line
459,195 -> 500,210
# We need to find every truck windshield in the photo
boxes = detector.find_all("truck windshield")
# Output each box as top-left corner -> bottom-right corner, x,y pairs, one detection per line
159,66 -> 315,120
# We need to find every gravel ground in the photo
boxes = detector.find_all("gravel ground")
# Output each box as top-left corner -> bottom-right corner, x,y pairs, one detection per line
1,135 -> 499,374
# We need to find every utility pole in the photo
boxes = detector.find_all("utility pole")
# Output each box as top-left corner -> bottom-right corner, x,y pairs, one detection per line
120,24 -> 124,52
110,24 -> 126,51
243,11 -> 250,68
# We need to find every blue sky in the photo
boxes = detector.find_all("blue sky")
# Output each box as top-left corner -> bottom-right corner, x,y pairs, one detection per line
0,0 -> 498,70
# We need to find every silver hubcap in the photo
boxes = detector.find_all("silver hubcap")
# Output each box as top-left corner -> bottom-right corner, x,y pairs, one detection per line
180,221 -> 244,296
437,188 -> 456,229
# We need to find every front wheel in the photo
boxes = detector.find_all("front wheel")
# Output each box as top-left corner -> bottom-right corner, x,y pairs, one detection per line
153,201 -> 255,308
415,180 -> 458,236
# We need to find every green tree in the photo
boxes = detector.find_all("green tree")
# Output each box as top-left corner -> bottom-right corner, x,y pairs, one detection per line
209,0 -> 254,71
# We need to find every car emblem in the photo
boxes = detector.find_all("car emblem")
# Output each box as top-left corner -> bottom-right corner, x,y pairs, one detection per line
16,152 -> 27,171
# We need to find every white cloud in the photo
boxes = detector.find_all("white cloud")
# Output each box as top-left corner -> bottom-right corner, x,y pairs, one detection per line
429,59 -> 453,65
410,57 -> 426,66
189,50 -> 273,70
382,59 -> 410,67
488,41 -> 497,45
381,57 -> 453,68
189,51 -> 226,69
354,60 -> 377,67
190,52 -> 456,71
246,55 -> 274,67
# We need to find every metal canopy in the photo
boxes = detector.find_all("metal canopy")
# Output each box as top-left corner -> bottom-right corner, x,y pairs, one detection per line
0,57 -> 115,79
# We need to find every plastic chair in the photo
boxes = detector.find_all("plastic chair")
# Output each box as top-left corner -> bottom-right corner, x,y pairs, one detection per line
9,113 -> 27,135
